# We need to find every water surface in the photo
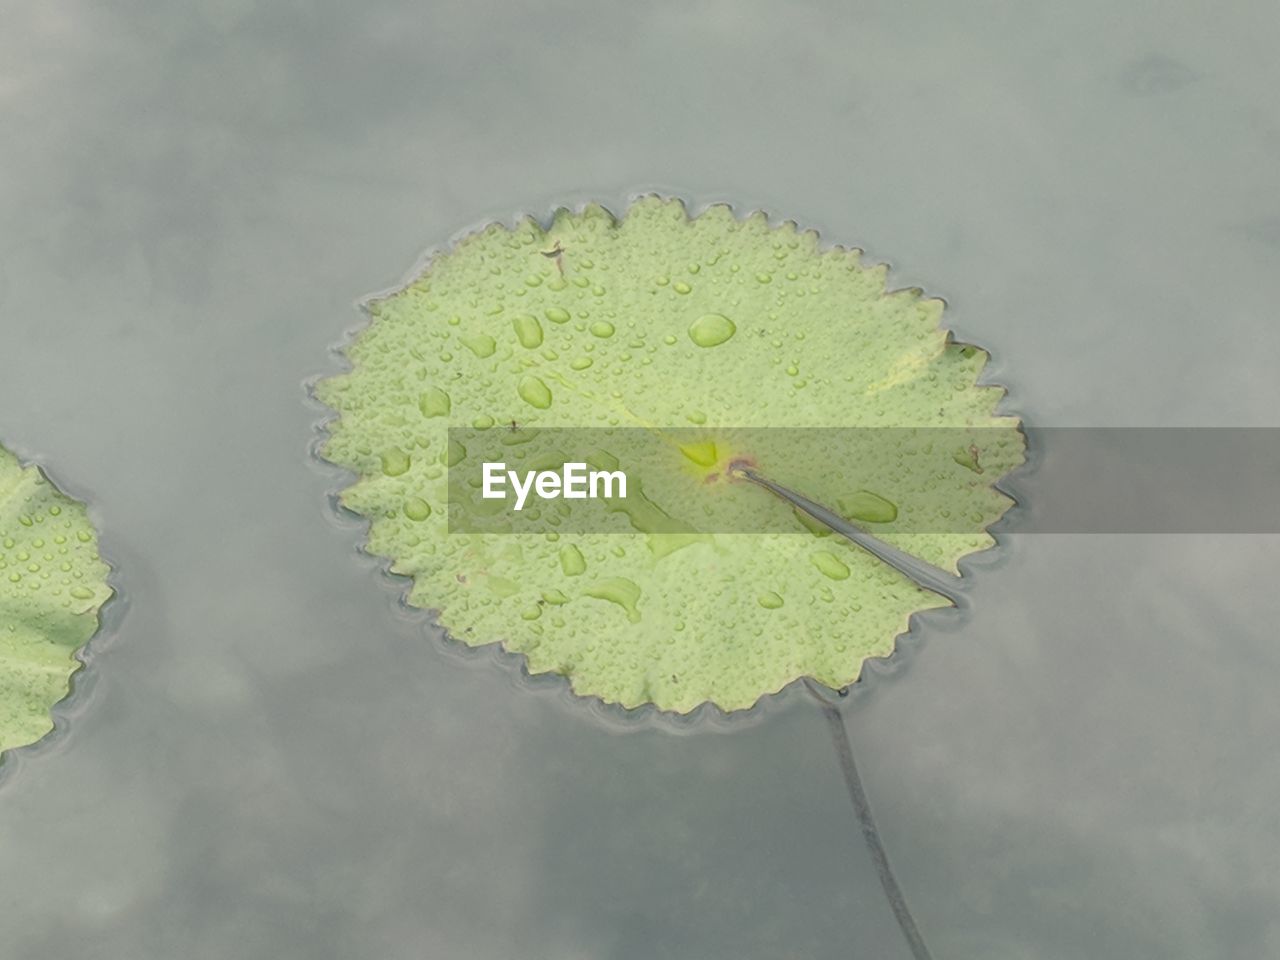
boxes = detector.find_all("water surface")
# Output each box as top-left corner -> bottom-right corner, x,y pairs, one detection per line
2,2 -> 1279,957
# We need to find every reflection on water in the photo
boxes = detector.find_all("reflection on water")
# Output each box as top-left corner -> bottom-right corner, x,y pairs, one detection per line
2,1 -> 1280,957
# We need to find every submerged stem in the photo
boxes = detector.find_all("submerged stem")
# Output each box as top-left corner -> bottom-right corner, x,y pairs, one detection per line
740,465 -> 941,955
808,683 -> 934,960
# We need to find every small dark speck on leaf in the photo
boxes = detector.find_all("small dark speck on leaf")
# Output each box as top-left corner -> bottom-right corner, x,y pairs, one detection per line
541,241 -> 565,275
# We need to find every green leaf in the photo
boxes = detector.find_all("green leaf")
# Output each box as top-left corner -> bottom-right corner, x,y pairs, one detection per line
0,444 -> 112,753
317,197 -> 1022,713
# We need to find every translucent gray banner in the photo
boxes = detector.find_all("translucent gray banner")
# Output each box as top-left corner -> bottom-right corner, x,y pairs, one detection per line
444,427 -> 1280,534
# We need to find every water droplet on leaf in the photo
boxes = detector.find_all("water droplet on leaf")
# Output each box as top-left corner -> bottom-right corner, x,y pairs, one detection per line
839,491 -> 898,524
461,334 -> 496,358
381,448 -> 411,477
811,551 -> 851,580
517,376 -> 553,409
419,388 -> 451,418
688,313 -> 736,347
513,314 -> 544,348
559,545 -> 586,576
404,497 -> 432,521
584,577 -> 642,623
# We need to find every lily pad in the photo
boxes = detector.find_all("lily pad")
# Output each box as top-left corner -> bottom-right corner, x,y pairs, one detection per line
317,197 -> 1022,713
0,444 -> 112,753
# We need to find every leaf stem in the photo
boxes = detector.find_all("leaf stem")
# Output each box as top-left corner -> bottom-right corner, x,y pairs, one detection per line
806,682 -> 935,960
729,465 -> 961,603
737,458 -> 950,957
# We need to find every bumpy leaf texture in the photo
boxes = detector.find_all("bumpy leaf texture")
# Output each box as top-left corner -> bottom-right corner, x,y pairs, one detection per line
318,197 -> 1022,713
0,445 -> 112,752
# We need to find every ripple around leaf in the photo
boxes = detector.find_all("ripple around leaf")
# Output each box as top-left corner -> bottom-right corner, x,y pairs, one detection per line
0,444 -> 113,754
316,196 -> 1023,714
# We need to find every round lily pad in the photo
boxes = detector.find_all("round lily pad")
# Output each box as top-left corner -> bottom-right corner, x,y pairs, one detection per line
0,444 -> 112,753
317,197 -> 1022,713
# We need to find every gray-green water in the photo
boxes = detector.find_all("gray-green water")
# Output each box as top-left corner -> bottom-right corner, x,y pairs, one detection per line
3,2 -> 1280,957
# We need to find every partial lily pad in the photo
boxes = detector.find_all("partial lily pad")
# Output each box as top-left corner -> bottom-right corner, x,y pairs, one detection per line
0,444 -> 112,753
317,197 -> 1022,713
